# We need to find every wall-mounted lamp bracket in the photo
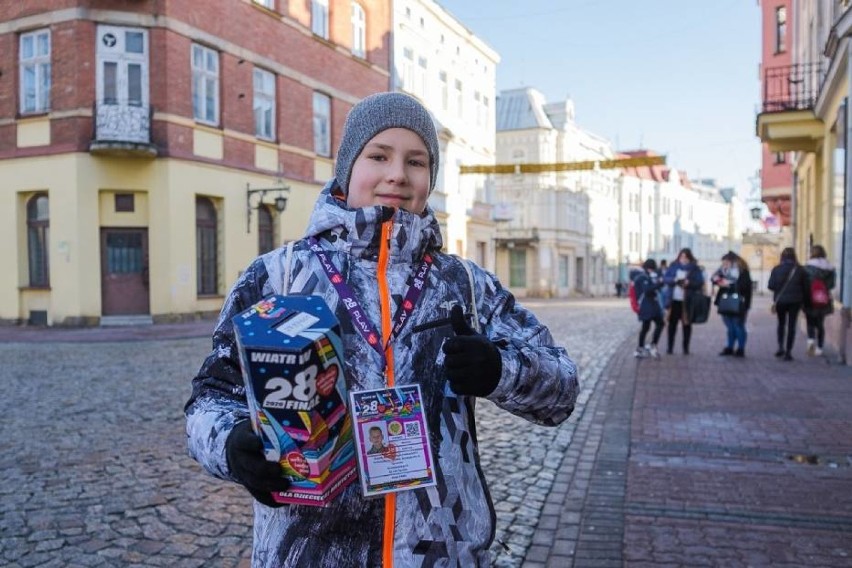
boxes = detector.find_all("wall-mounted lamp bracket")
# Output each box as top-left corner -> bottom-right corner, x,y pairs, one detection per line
246,180 -> 290,233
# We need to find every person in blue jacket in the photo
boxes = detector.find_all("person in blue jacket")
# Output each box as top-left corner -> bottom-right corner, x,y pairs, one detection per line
710,251 -> 752,357
663,247 -> 705,355
632,258 -> 665,358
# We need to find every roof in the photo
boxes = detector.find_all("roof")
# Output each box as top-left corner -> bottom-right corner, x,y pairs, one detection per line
496,88 -> 553,131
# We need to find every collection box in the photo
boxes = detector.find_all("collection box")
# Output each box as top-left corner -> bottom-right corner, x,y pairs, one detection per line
233,295 -> 356,507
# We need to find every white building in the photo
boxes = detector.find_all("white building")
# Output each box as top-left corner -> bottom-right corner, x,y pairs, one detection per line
619,154 -> 742,275
493,88 -> 619,297
391,0 -> 499,268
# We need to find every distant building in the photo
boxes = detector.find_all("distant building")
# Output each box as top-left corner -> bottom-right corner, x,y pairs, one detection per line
391,0 -> 499,268
1,1 -> 391,325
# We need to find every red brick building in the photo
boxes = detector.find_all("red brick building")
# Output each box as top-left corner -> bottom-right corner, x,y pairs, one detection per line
0,0 -> 391,325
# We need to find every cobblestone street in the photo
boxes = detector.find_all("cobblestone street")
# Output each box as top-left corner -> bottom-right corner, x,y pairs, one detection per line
0,297 -> 632,567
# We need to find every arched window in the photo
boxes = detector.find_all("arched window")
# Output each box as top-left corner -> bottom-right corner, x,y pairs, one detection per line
196,197 -> 218,295
258,205 -> 275,254
27,193 -> 50,287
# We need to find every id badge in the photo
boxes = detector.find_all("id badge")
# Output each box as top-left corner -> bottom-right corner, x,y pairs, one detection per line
349,384 -> 437,497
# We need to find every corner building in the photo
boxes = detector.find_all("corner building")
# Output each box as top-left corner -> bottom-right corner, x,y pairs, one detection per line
0,0 -> 391,326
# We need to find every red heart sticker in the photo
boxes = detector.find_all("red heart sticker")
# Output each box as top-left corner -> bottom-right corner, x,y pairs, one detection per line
286,452 -> 310,477
316,364 -> 338,396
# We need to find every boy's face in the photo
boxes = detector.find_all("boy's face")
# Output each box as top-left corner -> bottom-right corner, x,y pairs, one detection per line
369,429 -> 384,447
347,128 -> 431,215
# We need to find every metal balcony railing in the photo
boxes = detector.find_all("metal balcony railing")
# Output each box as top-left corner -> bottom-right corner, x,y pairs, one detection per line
92,100 -> 153,144
762,62 -> 825,113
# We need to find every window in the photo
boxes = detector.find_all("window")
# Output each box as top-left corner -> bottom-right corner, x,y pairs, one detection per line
775,7 -> 787,53
313,92 -> 331,157
27,194 -> 50,287
483,96 -> 490,129
439,71 -> 448,110
253,68 -> 275,140
97,27 -> 148,108
774,151 -> 786,164
509,249 -> 526,287
253,0 -> 274,8
558,255 -> 569,287
191,44 -> 219,125
402,47 -> 414,91
196,197 -> 218,295
455,79 -> 463,117
474,91 -> 482,126
20,29 -> 51,114
417,56 -> 428,98
258,205 -> 275,254
312,0 -> 329,39
351,2 -> 366,58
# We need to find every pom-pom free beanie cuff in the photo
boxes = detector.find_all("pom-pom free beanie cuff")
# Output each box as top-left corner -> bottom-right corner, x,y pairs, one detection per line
334,92 -> 439,196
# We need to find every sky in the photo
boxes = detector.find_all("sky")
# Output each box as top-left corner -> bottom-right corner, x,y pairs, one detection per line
436,0 -> 762,197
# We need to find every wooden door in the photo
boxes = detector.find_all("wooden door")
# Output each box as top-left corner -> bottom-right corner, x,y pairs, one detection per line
101,228 -> 149,315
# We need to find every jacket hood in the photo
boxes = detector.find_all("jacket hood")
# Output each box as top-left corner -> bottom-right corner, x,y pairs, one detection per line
806,257 -> 834,271
303,180 -> 443,263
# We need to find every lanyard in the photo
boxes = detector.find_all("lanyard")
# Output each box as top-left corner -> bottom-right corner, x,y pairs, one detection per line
307,237 -> 433,366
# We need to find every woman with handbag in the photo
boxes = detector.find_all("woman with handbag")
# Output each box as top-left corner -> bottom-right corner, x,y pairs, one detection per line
632,258 -> 666,358
768,247 -> 810,361
711,251 -> 752,357
663,247 -> 705,355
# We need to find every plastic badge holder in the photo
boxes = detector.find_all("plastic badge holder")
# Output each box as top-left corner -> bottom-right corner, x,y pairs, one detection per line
233,295 -> 356,506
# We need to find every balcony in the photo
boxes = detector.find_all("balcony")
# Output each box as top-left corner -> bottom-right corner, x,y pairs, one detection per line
89,101 -> 157,158
756,63 -> 825,153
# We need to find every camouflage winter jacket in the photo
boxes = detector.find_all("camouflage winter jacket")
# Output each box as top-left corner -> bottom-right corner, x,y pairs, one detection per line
185,182 -> 579,567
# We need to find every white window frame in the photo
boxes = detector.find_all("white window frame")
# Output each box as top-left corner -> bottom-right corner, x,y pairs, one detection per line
455,79 -> 463,118
253,68 -> 276,140
351,2 -> 366,58
191,44 -> 219,126
312,0 -> 329,39
439,71 -> 448,110
96,26 -> 149,108
253,0 -> 274,8
417,56 -> 428,99
313,92 -> 331,157
402,47 -> 414,92
19,29 -> 51,114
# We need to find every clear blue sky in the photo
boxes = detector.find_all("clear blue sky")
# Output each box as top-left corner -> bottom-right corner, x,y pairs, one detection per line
437,0 -> 761,195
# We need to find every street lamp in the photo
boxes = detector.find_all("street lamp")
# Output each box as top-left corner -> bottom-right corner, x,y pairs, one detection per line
246,181 -> 290,233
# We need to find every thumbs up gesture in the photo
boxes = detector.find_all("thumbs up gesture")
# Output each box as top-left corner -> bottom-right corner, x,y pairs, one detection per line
442,305 -> 502,397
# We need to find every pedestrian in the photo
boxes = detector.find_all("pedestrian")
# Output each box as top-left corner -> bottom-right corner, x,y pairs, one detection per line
663,248 -> 705,355
768,246 -> 810,361
184,92 -> 579,567
632,258 -> 665,358
615,281 -> 623,298
711,251 -> 752,357
802,244 -> 836,356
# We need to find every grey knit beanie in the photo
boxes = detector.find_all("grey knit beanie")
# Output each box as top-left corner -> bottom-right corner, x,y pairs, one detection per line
334,92 -> 439,196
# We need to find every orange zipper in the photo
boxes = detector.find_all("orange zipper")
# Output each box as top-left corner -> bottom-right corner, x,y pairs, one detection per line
378,217 -> 395,568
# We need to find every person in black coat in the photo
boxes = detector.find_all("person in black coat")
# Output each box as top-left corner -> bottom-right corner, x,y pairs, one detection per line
767,247 -> 810,361
632,258 -> 665,358
663,248 -> 705,355
710,251 -> 752,357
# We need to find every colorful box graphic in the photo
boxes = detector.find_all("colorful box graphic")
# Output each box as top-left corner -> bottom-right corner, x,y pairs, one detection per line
233,295 -> 356,507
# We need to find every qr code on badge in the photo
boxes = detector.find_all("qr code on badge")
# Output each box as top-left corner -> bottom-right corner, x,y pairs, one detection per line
404,421 -> 421,438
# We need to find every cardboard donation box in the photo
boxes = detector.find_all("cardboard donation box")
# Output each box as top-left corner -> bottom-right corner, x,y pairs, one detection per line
233,295 -> 356,507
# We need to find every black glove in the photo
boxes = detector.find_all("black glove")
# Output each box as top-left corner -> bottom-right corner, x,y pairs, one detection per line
442,305 -> 502,397
225,420 -> 291,507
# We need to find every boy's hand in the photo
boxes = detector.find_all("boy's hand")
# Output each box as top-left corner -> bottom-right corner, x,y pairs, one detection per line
442,305 -> 502,397
225,420 -> 291,507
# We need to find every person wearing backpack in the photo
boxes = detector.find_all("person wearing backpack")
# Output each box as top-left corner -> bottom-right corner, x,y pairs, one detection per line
632,259 -> 665,358
768,247 -> 811,361
803,244 -> 836,356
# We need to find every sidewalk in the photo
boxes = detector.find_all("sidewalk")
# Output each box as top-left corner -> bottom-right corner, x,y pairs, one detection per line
528,295 -> 852,567
0,318 -> 215,343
